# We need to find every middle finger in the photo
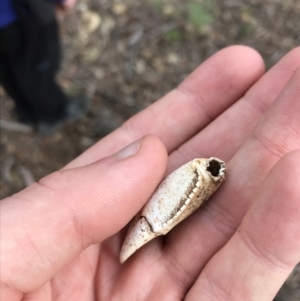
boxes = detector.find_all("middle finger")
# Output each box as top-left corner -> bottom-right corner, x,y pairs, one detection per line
164,48 -> 300,288
167,47 -> 300,173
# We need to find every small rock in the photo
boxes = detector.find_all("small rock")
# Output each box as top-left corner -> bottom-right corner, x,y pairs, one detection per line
167,52 -> 180,65
163,4 -> 175,16
153,58 -> 166,74
80,137 -> 94,147
77,3 -> 88,12
82,47 -> 101,62
135,59 -> 146,74
78,28 -> 89,45
128,27 -> 144,46
0,119 -> 33,133
93,68 -> 105,80
1,156 -> 15,184
101,17 -> 116,35
82,10 -> 101,34
112,3 -> 127,15
17,165 -> 35,187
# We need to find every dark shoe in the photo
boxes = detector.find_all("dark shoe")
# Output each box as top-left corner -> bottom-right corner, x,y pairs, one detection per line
36,95 -> 89,135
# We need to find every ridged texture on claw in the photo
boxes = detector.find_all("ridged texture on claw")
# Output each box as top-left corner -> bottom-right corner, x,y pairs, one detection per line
119,157 -> 226,263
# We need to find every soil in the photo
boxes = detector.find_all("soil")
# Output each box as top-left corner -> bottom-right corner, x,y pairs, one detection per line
1,0 -> 299,299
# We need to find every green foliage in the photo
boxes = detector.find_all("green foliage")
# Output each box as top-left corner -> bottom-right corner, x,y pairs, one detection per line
165,29 -> 183,41
187,2 -> 214,30
238,6 -> 255,38
152,0 -> 164,12
150,0 -> 215,35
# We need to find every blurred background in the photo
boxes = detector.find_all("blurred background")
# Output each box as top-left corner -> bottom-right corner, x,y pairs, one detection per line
0,0 -> 299,299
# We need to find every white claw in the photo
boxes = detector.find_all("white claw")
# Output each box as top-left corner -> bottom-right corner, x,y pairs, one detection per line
119,157 -> 226,263
119,216 -> 159,264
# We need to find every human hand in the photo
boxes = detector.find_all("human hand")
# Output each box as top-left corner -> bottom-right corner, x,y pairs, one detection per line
56,0 -> 77,13
1,46 -> 300,301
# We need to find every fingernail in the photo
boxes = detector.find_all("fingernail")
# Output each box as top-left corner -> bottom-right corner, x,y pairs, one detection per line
115,139 -> 141,159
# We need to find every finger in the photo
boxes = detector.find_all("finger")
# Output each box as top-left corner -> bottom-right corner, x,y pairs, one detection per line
21,283 -> 51,301
0,136 -> 167,299
167,47 -> 300,172
209,65 -> 300,228
164,55 -> 300,287
65,45 -> 264,169
186,150 -> 300,301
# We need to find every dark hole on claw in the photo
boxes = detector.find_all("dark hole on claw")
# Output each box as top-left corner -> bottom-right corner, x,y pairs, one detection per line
207,160 -> 221,177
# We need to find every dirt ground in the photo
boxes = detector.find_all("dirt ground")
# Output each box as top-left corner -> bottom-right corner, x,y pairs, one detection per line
0,0 -> 299,299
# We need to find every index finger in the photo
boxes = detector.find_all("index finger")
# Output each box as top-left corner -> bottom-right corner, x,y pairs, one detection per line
66,46 -> 264,169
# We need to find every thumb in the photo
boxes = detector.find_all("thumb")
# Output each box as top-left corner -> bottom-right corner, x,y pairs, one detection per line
1,135 -> 167,295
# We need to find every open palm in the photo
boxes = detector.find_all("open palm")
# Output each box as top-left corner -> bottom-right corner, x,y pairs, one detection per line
2,46 -> 300,301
